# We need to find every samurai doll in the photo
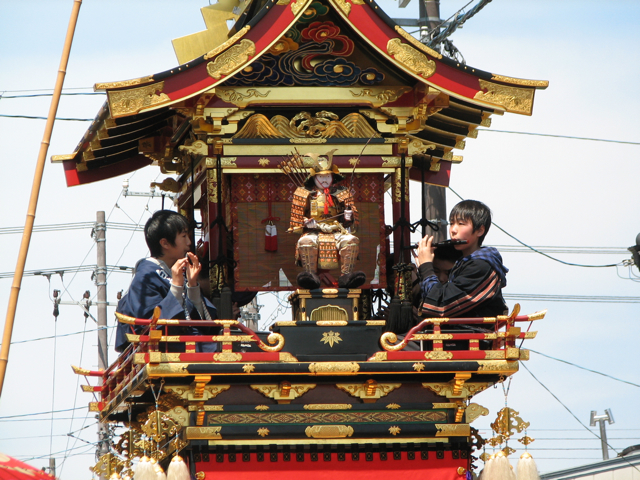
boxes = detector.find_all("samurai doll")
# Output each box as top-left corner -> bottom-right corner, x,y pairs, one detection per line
288,150 -> 366,290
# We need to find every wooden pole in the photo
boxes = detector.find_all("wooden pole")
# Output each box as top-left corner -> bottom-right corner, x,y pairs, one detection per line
0,0 -> 83,397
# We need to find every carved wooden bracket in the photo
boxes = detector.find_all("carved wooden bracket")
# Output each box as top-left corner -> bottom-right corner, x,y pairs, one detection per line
336,380 -> 401,403
250,383 -> 316,404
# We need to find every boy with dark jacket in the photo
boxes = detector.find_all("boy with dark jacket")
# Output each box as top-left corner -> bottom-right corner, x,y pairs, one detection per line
417,200 -> 508,318
115,210 -> 218,353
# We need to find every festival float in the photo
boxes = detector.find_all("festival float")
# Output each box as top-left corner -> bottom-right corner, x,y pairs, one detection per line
54,0 -> 549,478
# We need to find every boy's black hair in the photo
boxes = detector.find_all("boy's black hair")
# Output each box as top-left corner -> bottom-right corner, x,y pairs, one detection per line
449,200 -> 492,246
145,210 -> 190,258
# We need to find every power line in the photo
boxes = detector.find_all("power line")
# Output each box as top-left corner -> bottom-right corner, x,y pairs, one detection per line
504,293 -> 640,303
448,187 -> 621,268
479,128 -> 640,146
0,92 -> 103,99
529,349 -> 640,388
490,245 -> 629,255
0,265 -> 132,279
0,406 -> 87,420
0,114 -> 92,121
0,221 -> 144,235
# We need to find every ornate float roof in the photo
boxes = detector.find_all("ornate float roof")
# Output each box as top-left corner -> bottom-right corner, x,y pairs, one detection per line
52,0 -> 547,186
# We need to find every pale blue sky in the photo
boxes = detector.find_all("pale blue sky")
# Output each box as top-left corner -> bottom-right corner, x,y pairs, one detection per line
1,1 -> 639,478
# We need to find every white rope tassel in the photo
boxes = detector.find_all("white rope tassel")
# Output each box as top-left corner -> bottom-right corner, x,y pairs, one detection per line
134,456 -> 156,480
486,451 -> 515,480
167,455 -> 190,480
517,452 -> 540,480
154,461 -> 166,480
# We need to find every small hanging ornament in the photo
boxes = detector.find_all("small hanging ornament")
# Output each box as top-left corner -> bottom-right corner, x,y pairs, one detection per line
265,220 -> 278,252
167,455 -> 190,480
153,459 -> 166,480
134,456 -> 156,480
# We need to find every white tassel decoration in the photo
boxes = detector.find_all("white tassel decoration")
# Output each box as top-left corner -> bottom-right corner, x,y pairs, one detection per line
167,455 -> 190,480
154,462 -> 166,480
134,456 -> 157,480
482,451 -> 515,480
479,454 -> 494,480
517,452 -> 540,480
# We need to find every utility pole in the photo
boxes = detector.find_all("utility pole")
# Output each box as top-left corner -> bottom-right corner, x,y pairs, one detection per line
590,409 -> 614,460
94,211 -> 109,474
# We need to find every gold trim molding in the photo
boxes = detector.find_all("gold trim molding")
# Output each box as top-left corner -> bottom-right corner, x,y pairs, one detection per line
95,75 -> 154,91
163,384 -> 230,402
305,425 -> 354,439
336,381 -> 401,402
309,362 -> 360,375
474,79 -> 535,115
186,427 -> 222,440
207,39 -> 256,80
203,25 -> 251,60
394,26 -> 442,59
490,74 -> 549,88
303,404 -> 353,410
387,39 -> 436,79
107,81 -> 171,118
436,424 -> 470,437
250,383 -> 316,403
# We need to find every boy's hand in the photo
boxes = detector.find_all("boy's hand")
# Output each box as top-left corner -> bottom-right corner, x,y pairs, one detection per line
171,253 -> 201,288
417,235 -> 435,265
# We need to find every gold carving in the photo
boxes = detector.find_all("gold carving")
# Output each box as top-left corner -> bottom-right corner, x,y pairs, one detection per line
186,426 -> 222,440
290,138 -> 327,144
408,139 -> 436,156
457,467 -> 467,476
89,402 -> 101,412
317,321 -> 348,326
336,382 -> 401,402
257,427 -> 270,437
304,404 -> 353,410
311,304 -> 349,322
108,82 -> 170,117
435,424 -> 470,437
195,473 -> 205,480
217,88 -> 270,104
207,168 -> 218,203
221,157 -> 237,168
187,405 -> 224,411
389,426 -> 401,436
258,158 -> 270,166
309,362 -> 360,375
290,0 -> 311,16
366,320 -> 386,326
381,156 -> 402,167
243,364 -> 255,373
255,405 -> 269,411
484,350 -> 505,360
413,363 -> 425,372
474,79 -> 535,115
387,39 -> 436,78
207,39 -> 256,79
491,407 -> 530,438
369,352 -> 387,361
433,403 -> 457,409
424,351 -> 453,360
422,382 -> 489,399
95,75 -> 154,90
466,403 -> 490,423
333,0 -> 351,16
305,425 -> 354,439
141,410 -> 181,442
350,87 -> 411,105
386,403 -> 401,410
380,331 -> 407,352
203,25 -> 251,60
320,331 -> 343,348
477,361 -> 518,373
518,435 -> 535,446
279,352 -> 299,362
490,74 -> 549,88
394,26 -> 442,59
213,351 -> 243,362
276,0 -> 290,4
164,385 -> 230,402
259,332 -> 285,352
251,383 -> 316,403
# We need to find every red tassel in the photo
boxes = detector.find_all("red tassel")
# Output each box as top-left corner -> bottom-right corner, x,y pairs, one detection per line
265,222 -> 278,252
